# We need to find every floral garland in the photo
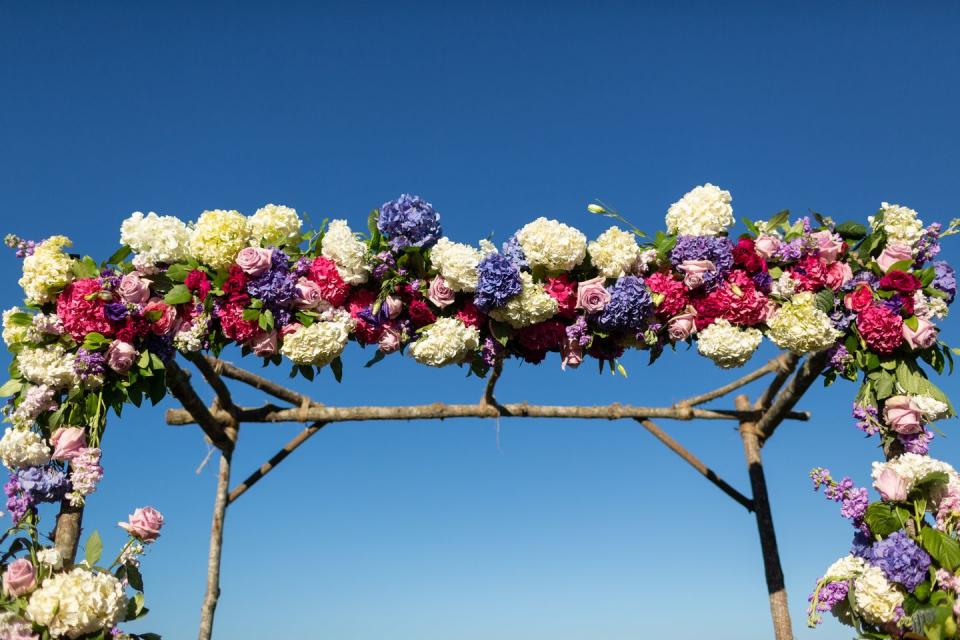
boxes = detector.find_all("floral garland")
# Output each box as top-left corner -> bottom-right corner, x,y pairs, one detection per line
1,186 -> 958,638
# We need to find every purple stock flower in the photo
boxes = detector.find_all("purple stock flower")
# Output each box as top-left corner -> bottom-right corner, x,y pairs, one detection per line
474,253 -> 522,312
871,530 -> 931,591
4,234 -> 37,258
914,223 -> 942,266
74,348 -> 105,380
566,316 -> 592,348
933,261 -> 956,303
775,238 -> 804,262
377,194 -> 442,251
828,344 -> 852,371
595,276 -> 653,332
899,429 -> 934,455
853,403 -> 880,436
480,337 -> 503,367
840,487 -> 869,522
669,236 -> 734,290
4,474 -> 30,522
809,580 -> 849,618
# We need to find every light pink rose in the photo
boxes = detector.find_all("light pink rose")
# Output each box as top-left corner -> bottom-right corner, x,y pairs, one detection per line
903,317 -> 939,351
383,295 -> 403,319
428,275 -> 456,309
378,325 -> 402,353
561,339 -> 583,370
249,331 -> 278,357
118,506 -> 164,543
576,277 -> 611,313
236,247 -> 273,276
106,340 -> 137,374
50,427 -> 86,461
117,273 -> 151,304
824,262 -> 853,291
143,299 -> 177,335
883,396 -> 923,434
677,260 -> 715,289
2,558 -> 36,597
813,230 -> 844,264
877,242 -> 914,273
279,323 -> 302,340
667,311 -> 697,341
295,277 -> 326,310
875,468 -> 910,502
754,235 -> 781,260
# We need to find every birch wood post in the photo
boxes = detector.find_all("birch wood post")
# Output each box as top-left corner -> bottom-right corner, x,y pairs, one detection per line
199,448 -> 232,640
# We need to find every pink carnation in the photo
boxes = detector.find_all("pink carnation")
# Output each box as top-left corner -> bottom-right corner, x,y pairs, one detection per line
347,289 -> 381,345
455,301 -> 484,329
217,302 -> 259,343
544,275 -> 577,318
307,257 -> 351,307
856,305 -> 905,354
56,278 -> 115,340
645,271 -> 689,318
789,255 -> 828,292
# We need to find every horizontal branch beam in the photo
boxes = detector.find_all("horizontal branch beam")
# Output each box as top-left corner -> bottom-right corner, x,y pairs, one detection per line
227,422 -> 328,504
674,354 -> 792,408
203,357 -> 319,408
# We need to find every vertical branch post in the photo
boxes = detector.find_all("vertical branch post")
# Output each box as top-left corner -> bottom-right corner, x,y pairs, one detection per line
53,500 -> 84,564
199,448 -> 233,640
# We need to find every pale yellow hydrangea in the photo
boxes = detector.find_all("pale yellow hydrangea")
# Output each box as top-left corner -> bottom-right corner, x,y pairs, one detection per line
489,272 -> 559,328
19,236 -> 75,305
588,226 -> 641,278
765,292 -> 841,353
852,565 -> 903,625
665,184 -> 734,236
871,202 -> 924,247
696,319 -> 763,368
2,307 -> 29,347
18,344 -> 79,390
26,567 -> 126,638
0,427 -> 51,469
410,317 -> 480,367
321,219 -> 370,285
824,555 -> 866,581
189,209 -> 251,269
280,319 -> 351,367
429,237 -> 484,292
515,217 -> 587,272
119,211 -> 191,266
249,204 -> 302,248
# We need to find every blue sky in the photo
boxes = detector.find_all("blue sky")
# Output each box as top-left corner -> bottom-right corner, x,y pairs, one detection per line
2,2 -> 960,638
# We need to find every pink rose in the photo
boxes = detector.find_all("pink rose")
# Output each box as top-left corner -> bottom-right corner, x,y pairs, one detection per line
378,325 -> 402,353
295,277 -> 327,310
813,230 -> 844,264
667,311 -> 697,341
2,558 -> 36,597
754,235 -> 781,260
877,242 -> 914,273
50,427 -> 86,461
143,299 -> 177,335
903,317 -> 939,351
383,295 -> 403,319
249,330 -> 278,357
118,506 -> 164,543
428,275 -> 456,309
106,340 -> 137,374
236,247 -> 273,276
677,260 -> 715,289
117,273 -> 151,304
561,338 -> 583,370
575,277 -> 611,313
875,468 -> 910,502
883,396 -> 923,434
279,323 -> 302,340
824,262 -> 853,291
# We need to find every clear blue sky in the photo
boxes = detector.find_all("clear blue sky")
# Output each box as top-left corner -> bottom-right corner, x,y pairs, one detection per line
2,2 -> 960,638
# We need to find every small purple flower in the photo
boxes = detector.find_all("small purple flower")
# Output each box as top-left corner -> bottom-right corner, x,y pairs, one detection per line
933,261 -> 956,304
4,234 -> 37,258
809,580 -> 849,620
775,238 -> 804,263
481,336 -> 503,367
74,348 -> 106,380
4,474 -> 31,522
752,271 -> 773,292
914,224 -> 942,266
840,487 -> 869,521
827,344 -> 852,371
377,194 -> 442,251
899,429 -> 934,455
104,302 -> 129,322
842,270 -> 880,292
853,403 -> 880,436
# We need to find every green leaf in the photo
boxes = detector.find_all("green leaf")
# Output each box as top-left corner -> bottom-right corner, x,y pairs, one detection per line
834,221 -> 867,240
364,350 -> 386,368
165,263 -> 194,283
85,530 -> 103,567
921,528 -> 960,571
814,288 -> 835,313
104,245 -> 132,266
767,209 -> 790,230
126,562 -> 144,591
242,308 -> 260,322
910,471 -> 950,499
72,255 -> 100,279
330,356 -> 343,383
163,284 -> 193,305
0,378 -> 23,397
864,503 -> 910,537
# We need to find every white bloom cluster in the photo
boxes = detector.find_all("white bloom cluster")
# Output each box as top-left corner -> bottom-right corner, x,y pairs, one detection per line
588,226 -> 641,278
914,291 -> 949,320
871,202 -> 924,247
429,237 -> 484,292
410,318 -> 480,367
871,453 -> 958,494
280,320 -> 351,367
189,209 -> 251,269
515,217 -> 587,272
119,211 -> 191,267
912,395 -> 950,422
0,427 -> 51,469
8,384 -> 58,429
37,547 -> 63,569
771,272 -> 799,299
249,204 -> 302,248
2,307 -> 29,347
489,273 -> 559,328
18,344 -> 79,390
665,184 -> 734,237
173,313 -> 210,353
321,219 -> 370,285
696,319 -> 763,368
766,292 -> 842,353
26,567 -> 126,639
852,565 -> 904,625
824,555 -> 866,581
18,236 -> 75,305
635,248 -> 659,274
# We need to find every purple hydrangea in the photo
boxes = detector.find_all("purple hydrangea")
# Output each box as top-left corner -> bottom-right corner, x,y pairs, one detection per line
595,276 -> 654,332
501,234 -> 528,270
377,194 -> 442,251
871,530 -> 931,591
851,530 -> 876,562
74,348 -> 105,380
474,253 -> 522,312
16,466 -> 69,503
669,236 -> 733,290
842,270 -> 880,292
829,309 -> 855,332
247,250 -> 297,307
933,261 -> 956,303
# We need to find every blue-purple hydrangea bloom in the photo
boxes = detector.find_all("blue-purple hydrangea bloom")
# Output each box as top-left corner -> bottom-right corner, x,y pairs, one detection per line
377,194 -> 442,251
669,236 -> 733,290
871,530 -> 931,591
595,276 -> 653,332
474,253 -> 522,312
501,234 -> 528,270
16,466 -> 69,503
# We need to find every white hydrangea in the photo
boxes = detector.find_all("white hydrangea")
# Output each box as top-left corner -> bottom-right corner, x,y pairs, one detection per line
696,319 -> 763,368
119,211 -> 191,266
665,184 -> 734,237
912,395 -> 950,422
870,203 -> 924,247
488,272 -> 559,329
771,272 -> 799,299
18,344 -> 79,390
189,209 -> 251,269
634,248 -> 659,274
249,204 -> 302,248
37,547 -> 63,569
321,219 -> 370,285
588,226 -> 641,278
280,319 -> 351,367
3,307 -> 30,347
410,318 -> 480,367
428,237 -> 484,292
0,427 -> 51,469
26,567 -> 126,639
852,565 -> 904,625
515,217 -> 587,272
18,236 -> 75,305
824,555 -> 866,581
766,292 -> 842,354
872,453 -> 958,494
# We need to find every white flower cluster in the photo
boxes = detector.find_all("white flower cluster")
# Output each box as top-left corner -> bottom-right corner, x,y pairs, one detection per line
771,272 -> 799,299
871,202 -> 924,247
189,209 -> 251,269
410,318 -> 480,367
665,184 -> 734,237
0,612 -> 35,639
515,217 -> 587,272
915,291 -> 949,320
119,211 -> 191,267
824,555 -> 866,581
249,204 -> 302,248
18,344 -> 79,390
280,319 -> 351,367
588,226 -> 641,278
871,453 -> 958,494
173,313 -> 210,353
26,567 -> 126,639
8,384 -> 58,429
489,273 -> 559,328
321,219 -> 370,285
0,427 -> 51,469
37,547 -> 63,569
911,395 -> 950,422
766,292 -> 842,353
429,237 -> 484,292
696,319 -> 763,368
2,307 -> 29,347
852,565 -> 904,625
19,236 -> 75,305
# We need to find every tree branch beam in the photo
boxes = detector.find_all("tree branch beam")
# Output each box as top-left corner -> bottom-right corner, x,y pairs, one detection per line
164,360 -> 233,451
203,357 -> 319,408
227,421 -> 328,504
755,351 -> 831,444
673,354 -> 793,408
754,353 -> 801,411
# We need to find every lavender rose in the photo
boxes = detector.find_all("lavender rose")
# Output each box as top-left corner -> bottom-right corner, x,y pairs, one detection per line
2,558 -> 36,597
294,277 -> 327,310
117,273 -> 152,304
677,260 -> 715,289
119,506 -> 164,543
813,230 -> 844,263
249,330 -> 278,357
575,277 -> 611,313
236,247 -> 273,277
903,317 -> 938,350
875,468 -> 909,502
667,311 -> 697,341
106,340 -> 137,374
877,242 -> 914,272
428,275 -> 456,308
378,325 -> 402,353
754,235 -> 781,260
383,295 -> 404,319
883,396 -> 923,434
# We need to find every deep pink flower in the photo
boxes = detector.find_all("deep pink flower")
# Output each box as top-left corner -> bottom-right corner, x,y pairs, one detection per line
646,271 -> 689,317
56,278 -> 115,340
857,304 -> 905,354
307,257 -> 350,306
544,275 -> 577,318
455,301 -> 484,329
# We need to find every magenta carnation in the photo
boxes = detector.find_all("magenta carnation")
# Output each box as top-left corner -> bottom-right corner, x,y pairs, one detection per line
307,256 -> 351,307
646,271 -> 688,317
217,302 -> 259,343
56,278 -> 116,340
856,304 -> 904,354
